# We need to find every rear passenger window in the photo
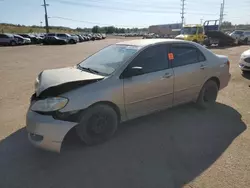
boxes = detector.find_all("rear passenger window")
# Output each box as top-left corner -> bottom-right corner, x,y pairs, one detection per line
171,44 -> 206,67
0,34 -> 7,38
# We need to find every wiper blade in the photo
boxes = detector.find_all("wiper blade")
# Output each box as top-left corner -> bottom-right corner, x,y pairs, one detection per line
78,66 -> 100,74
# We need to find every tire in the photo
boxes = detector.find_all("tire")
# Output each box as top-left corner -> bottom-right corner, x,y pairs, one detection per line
76,104 -> 118,145
196,80 -> 218,109
218,40 -> 225,47
10,40 -> 16,46
242,70 -> 249,74
244,38 -> 248,44
69,39 -> 75,44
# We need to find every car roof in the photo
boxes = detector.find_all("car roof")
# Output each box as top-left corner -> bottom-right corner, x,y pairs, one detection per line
3,33 -> 14,37
116,39 -> 191,47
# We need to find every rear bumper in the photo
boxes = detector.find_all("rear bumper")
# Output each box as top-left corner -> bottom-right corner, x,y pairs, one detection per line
26,110 -> 77,153
219,73 -> 231,90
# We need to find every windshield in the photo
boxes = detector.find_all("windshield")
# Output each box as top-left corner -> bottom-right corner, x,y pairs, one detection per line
181,27 -> 197,35
78,44 -> 141,75
233,31 -> 244,35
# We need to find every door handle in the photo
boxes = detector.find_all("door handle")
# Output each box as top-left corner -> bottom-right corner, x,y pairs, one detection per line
200,65 -> 207,69
161,73 -> 172,79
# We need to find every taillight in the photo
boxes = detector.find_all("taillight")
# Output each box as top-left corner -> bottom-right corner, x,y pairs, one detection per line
227,60 -> 230,68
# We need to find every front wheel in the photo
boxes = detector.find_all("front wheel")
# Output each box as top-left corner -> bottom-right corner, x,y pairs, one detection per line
76,104 -> 118,146
196,80 -> 218,109
10,41 -> 17,46
242,70 -> 249,74
69,39 -> 75,44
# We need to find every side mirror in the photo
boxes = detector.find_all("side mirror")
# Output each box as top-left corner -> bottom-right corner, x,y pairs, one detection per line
122,66 -> 143,78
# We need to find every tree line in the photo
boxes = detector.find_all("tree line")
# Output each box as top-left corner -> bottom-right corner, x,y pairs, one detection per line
76,26 -> 148,34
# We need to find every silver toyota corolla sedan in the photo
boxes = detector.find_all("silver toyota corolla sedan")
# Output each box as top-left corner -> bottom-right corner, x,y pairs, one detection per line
26,39 -> 231,152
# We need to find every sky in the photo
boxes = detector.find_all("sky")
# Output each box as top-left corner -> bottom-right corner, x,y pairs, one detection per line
0,0 -> 249,28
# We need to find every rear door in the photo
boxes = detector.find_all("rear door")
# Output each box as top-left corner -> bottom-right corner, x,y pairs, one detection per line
57,34 -> 68,40
122,44 -> 174,119
0,34 -> 8,45
170,43 -> 207,105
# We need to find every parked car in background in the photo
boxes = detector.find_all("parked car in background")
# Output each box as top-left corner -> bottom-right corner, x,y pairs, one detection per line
26,39 -> 231,152
70,34 -> 80,43
96,34 -> 103,40
143,33 -> 159,39
82,34 -> 90,41
47,33 -> 78,44
14,34 -> 31,45
76,34 -> 85,42
239,31 -> 250,44
18,34 -> 42,44
89,34 -> 96,41
0,33 -> 18,46
43,36 -> 68,45
101,33 -> 106,39
239,49 -> 250,73
230,30 -> 244,40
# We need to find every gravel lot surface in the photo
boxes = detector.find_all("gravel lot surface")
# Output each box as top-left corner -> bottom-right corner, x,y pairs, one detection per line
0,39 -> 249,188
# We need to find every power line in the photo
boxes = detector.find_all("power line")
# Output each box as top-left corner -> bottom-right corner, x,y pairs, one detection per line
50,16 -> 149,28
49,0 -> 218,16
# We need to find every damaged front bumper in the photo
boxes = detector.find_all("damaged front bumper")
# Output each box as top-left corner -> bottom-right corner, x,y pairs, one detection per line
26,110 -> 77,153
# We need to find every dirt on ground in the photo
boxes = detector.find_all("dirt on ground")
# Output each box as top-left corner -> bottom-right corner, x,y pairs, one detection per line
0,39 -> 249,188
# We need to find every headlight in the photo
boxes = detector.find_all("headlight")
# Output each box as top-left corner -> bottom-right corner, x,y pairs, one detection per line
244,57 -> 250,63
31,97 -> 68,112
34,72 -> 42,92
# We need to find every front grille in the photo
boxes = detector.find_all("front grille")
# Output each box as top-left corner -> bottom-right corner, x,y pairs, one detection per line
244,57 -> 250,63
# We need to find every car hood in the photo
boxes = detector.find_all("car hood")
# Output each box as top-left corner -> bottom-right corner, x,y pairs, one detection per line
175,34 -> 184,39
36,67 -> 104,97
175,34 -> 191,40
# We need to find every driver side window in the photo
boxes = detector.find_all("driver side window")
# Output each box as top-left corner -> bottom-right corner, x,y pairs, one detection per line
198,27 -> 203,34
126,44 -> 169,76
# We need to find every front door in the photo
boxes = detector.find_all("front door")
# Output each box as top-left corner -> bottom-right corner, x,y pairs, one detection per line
122,44 -> 174,119
170,43 -> 207,105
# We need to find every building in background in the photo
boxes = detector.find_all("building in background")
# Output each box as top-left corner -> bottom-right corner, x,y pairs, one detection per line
148,23 -> 182,36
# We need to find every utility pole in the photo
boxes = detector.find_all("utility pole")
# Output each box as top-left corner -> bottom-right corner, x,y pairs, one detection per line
42,0 -> 49,33
181,0 -> 185,28
219,0 -> 225,30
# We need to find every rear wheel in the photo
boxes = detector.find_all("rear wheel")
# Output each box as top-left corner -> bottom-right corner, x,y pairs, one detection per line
244,38 -> 248,44
218,40 -> 225,47
76,104 -> 118,145
196,80 -> 218,109
69,39 -> 75,44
